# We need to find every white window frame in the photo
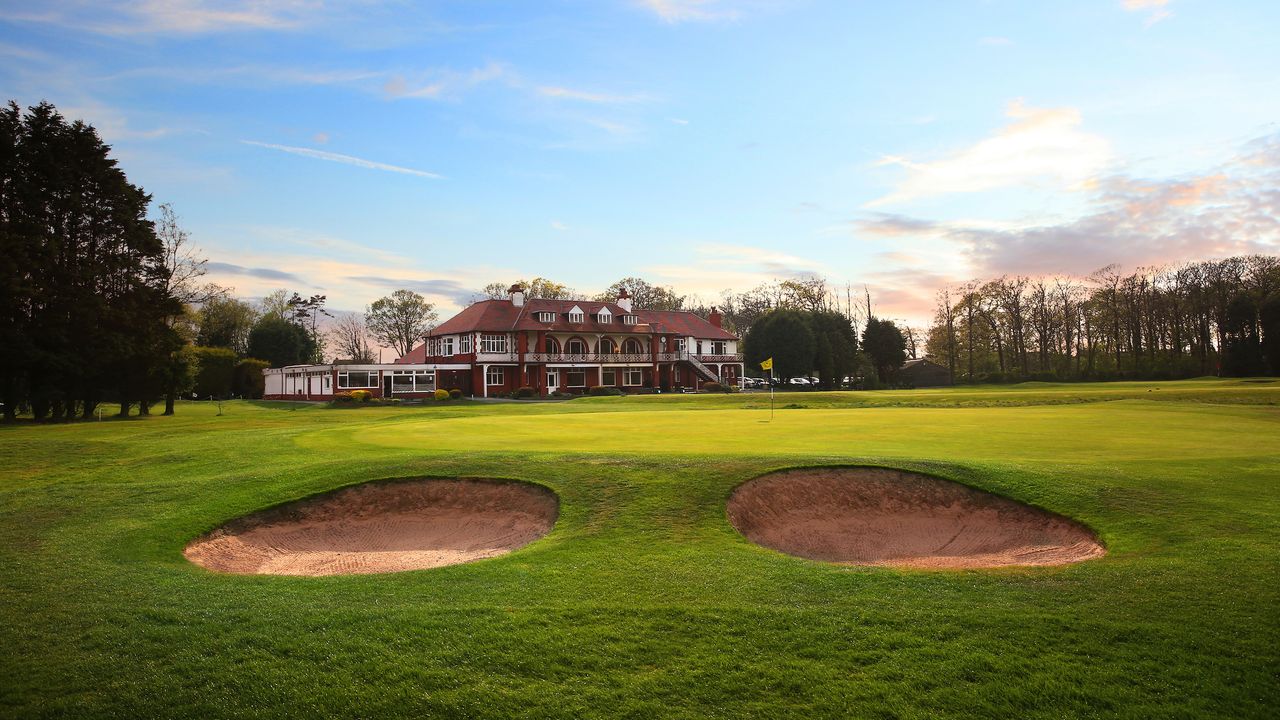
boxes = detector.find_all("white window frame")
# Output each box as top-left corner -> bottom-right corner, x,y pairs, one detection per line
622,315 -> 638,325
596,308 -> 612,323
546,370 -> 557,387
624,369 -> 643,386
566,338 -> 587,355
485,366 -> 504,386
337,371 -> 378,389
675,338 -> 686,352
537,311 -> 554,323
481,333 -> 508,353
711,340 -> 727,355
459,334 -> 472,353
566,370 -> 586,388
440,337 -> 455,357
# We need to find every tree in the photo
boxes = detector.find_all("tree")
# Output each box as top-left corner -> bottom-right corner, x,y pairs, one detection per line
863,318 -> 907,384
483,277 -> 576,301
257,289 -> 292,320
597,277 -> 685,311
232,358 -> 270,399
286,293 -> 331,363
191,347 -> 237,398
0,100 -> 182,421
743,309 -> 816,380
1262,292 -> 1280,376
1221,293 -> 1265,376
807,311 -> 858,389
328,313 -> 375,363
366,290 -> 438,358
197,296 -> 259,355
247,317 -> 315,368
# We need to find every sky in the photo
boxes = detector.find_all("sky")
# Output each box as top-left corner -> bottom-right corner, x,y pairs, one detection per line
2,0 -> 1278,327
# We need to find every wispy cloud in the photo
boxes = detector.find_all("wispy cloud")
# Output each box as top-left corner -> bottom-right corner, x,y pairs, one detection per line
1122,0 -> 1172,27
383,62 -> 508,100
551,221 -> 569,231
206,261 -> 301,282
0,0 -> 316,35
869,99 -> 1110,207
638,0 -> 739,23
537,86 -> 648,104
240,141 -> 444,179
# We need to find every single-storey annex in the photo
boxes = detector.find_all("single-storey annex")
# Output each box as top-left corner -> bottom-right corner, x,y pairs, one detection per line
263,285 -> 744,400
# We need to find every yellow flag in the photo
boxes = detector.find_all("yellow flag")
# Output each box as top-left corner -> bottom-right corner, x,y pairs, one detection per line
760,357 -> 773,371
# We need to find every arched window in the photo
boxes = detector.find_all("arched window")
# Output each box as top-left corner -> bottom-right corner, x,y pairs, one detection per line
622,337 -> 644,355
544,337 -> 560,354
566,337 -> 588,355
598,337 -> 617,354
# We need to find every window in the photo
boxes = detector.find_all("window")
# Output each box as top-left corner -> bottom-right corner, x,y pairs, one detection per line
621,314 -> 638,325
440,337 -> 455,356
622,338 -> 644,355
481,333 -> 508,353
599,338 -> 617,354
602,369 -> 617,386
546,370 -> 557,387
544,337 -> 560,354
711,341 -> 727,355
391,371 -> 435,393
537,311 -> 555,323
324,376 -> 330,388
566,370 -> 586,387
486,366 -> 504,386
567,305 -> 585,323
459,334 -> 472,353
675,338 -> 686,352
624,369 -> 643,386
338,371 -> 377,388
596,308 -> 612,323
566,338 -> 587,355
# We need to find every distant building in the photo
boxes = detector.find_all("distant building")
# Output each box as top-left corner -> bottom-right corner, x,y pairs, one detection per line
899,358 -> 951,387
263,285 -> 743,400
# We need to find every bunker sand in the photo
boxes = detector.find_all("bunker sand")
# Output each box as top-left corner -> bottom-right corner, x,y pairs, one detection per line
185,478 -> 558,576
727,467 -> 1104,569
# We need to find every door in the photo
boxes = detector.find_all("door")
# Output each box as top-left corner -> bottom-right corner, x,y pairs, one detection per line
546,370 -> 558,393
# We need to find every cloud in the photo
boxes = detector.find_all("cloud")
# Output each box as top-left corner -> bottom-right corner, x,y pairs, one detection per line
240,141 -> 444,179
638,0 -> 738,23
0,0 -> 316,35
869,99 -> 1110,207
205,261 -> 301,282
1122,0 -> 1172,26
537,86 -> 647,104
669,118 -> 690,125
344,276 -> 478,306
857,131 -> 1280,278
551,221 -> 569,231
383,62 -> 508,100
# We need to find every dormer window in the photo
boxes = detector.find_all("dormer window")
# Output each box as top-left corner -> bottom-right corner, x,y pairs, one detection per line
536,311 -> 555,323
621,314 -> 638,325
567,305 -> 585,323
596,307 -> 612,324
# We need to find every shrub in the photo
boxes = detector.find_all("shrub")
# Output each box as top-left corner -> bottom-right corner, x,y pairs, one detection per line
232,358 -> 270,399
434,389 -> 450,401
702,381 -> 731,393
334,391 -> 355,403
513,386 -> 537,399
350,389 -> 373,402
589,385 -> 624,396
191,346 -> 237,398
449,388 -> 463,399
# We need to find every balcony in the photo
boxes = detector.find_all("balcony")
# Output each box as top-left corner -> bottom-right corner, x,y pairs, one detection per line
474,352 -> 518,362
658,351 -> 744,363
525,352 -> 651,364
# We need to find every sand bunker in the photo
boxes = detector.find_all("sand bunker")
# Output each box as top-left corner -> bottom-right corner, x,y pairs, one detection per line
185,478 -> 558,576
727,467 -> 1104,569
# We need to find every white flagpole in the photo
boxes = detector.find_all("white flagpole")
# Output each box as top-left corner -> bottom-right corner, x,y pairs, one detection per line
769,366 -> 774,421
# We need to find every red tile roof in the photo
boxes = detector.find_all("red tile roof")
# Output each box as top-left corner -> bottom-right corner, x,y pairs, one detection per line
395,298 -> 735,362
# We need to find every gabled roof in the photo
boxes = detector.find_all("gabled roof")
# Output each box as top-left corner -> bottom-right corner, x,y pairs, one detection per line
396,297 -> 736,362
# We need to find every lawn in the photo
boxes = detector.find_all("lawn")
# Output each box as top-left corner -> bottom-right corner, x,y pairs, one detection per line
1,379 -> 1278,718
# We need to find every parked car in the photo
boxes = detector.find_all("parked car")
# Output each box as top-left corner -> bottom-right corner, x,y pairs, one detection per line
788,377 -> 812,389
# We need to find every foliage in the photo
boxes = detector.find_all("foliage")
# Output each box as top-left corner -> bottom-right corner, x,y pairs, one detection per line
449,388 -> 463,399
595,277 -> 685,310
350,389 -> 373,402
483,277 -> 577,301
286,293 -> 331,363
701,381 -> 731,393
197,296 -> 258,356
246,316 -> 315,368
0,100 -> 185,421
808,310 -> 858,389
588,385 -> 624,396
366,289 -> 438,359
231,359 -> 270,399
862,318 -> 907,384
334,391 -> 354,403
434,389 -> 450,401
514,386 -> 538,399
743,309 -> 816,379
1262,292 -> 1280,376
191,347 -> 237,398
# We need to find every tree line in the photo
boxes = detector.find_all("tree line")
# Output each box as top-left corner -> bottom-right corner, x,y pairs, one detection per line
926,257 -> 1280,383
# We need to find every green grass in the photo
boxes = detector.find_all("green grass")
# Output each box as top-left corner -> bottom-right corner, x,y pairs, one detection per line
1,379 -> 1278,718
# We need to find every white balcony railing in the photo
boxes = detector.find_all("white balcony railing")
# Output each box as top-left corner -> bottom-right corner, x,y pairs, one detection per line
525,352 -> 651,363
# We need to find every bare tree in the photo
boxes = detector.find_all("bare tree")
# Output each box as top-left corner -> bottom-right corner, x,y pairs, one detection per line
328,313 -> 375,363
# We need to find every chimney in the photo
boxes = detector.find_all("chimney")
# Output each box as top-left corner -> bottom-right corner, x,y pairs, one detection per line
616,287 -> 633,312
508,283 -> 525,307
708,306 -> 722,329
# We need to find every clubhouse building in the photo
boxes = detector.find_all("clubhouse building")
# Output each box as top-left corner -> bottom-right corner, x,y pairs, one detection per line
263,285 -> 743,400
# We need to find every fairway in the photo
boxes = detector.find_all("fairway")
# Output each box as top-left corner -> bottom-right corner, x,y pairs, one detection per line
2,380 -> 1279,718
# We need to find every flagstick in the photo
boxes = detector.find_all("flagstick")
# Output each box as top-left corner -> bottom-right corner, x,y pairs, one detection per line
770,367 -> 774,421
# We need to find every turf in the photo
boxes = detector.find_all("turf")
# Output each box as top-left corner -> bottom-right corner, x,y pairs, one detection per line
1,378 -> 1278,718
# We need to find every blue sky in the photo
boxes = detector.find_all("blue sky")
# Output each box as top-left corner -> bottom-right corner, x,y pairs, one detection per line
2,0 -> 1278,324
